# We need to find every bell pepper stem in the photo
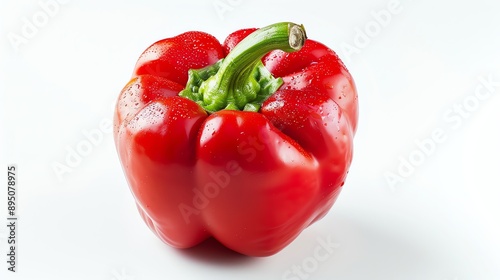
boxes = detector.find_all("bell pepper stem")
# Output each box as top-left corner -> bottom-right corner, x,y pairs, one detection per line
179,22 -> 307,113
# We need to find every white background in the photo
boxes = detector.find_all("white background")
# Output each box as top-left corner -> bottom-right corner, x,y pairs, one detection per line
1,0 -> 500,279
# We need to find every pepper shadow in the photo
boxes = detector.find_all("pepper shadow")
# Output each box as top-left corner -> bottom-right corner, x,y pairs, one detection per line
175,237 -> 258,266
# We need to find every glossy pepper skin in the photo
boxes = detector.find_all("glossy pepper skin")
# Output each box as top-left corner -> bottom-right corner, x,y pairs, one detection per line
114,22 -> 358,256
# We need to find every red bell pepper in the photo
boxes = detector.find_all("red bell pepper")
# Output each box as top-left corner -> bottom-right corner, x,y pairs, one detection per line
114,22 -> 358,256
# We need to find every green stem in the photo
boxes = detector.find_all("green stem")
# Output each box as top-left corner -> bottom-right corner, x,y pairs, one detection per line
179,22 -> 307,113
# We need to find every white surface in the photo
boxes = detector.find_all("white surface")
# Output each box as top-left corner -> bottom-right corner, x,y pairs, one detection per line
1,0 -> 500,279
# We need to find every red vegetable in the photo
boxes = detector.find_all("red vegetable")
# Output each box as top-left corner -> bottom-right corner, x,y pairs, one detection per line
114,22 -> 358,256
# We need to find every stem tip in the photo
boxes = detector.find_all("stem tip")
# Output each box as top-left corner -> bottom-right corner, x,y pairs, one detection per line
288,23 -> 307,50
